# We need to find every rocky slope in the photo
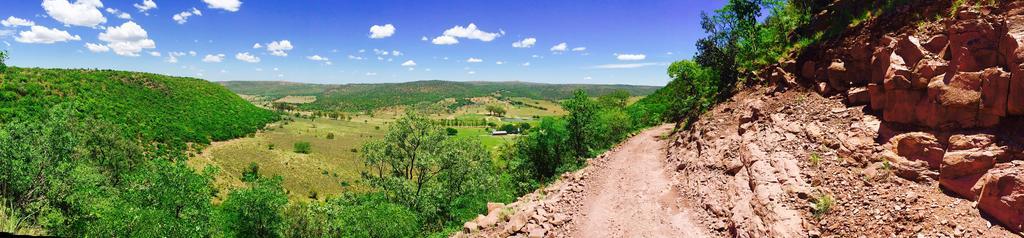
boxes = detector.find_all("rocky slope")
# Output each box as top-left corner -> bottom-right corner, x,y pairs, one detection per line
454,1 -> 1024,237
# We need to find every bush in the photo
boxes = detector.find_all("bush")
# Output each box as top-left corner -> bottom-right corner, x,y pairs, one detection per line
326,132 -> 335,139
218,177 -> 289,238
0,50 -> 7,73
294,142 -> 311,154
445,127 -> 458,136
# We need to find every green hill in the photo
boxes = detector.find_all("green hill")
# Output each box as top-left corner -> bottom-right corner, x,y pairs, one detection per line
0,67 -> 277,144
0,67 -> 278,236
219,80 -> 661,111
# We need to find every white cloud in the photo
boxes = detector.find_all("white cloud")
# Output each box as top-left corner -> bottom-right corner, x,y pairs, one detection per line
466,57 -> 483,63
584,76 -> 592,80
591,62 -> 660,69
431,35 -> 458,45
420,36 -> 428,41
84,42 -> 108,52
495,61 -> 504,65
512,37 -> 536,48
347,55 -> 363,60
134,0 -> 157,13
165,51 -> 186,63
401,60 -> 416,67
266,40 -> 292,56
615,53 -> 646,61
307,55 -> 329,61
2,16 -> 35,27
98,21 -> 156,56
365,72 -> 377,76
522,62 -> 530,66
189,51 -> 197,56
369,24 -> 395,39
572,47 -> 586,52
41,0 -> 106,28
391,50 -> 402,56
172,8 -> 202,24
550,42 -> 567,52
431,23 -> 501,45
15,25 -> 81,44
467,71 -> 476,75
443,23 -> 500,41
235,52 -> 259,63
147,51 -> 160,56
202,53 -> 225,63
252,43 -> 261,48
105,8 -> 131,19
203,0 -> 241,12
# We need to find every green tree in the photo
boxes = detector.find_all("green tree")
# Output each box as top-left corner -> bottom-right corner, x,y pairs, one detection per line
597,90 -> 631,109
359,113 -> 493,228
0,50 -> 7,73
445,127 -> 458,136
485,104 -> 506,117
561,90 -> 599,158
219,177 -> 288,238
509,117 -> 570,182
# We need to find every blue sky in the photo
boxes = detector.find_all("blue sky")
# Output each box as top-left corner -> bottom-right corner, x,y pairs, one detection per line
0,0 -> 725,86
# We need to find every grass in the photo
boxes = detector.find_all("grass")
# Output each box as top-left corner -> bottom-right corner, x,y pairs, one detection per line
188,114 -> 388,202
813,194 -> 835,218
809,153 -> 822,167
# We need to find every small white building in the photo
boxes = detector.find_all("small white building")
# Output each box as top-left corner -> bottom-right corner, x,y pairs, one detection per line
491,130 -> 508,136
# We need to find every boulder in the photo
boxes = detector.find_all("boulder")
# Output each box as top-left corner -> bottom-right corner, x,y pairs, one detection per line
882,53 -> 913,90
1005,5 -> 1024,115
828,60 -> 850,91
948,9 -> 1001,72
912,59 -> 949,88
463,221 -> 480,233
922,34 -> 949,54
504,211 -> 529,234
883,89 -> 923,124
487,202 -> 505,214
801,60 -> 817,80
528,227 -> 547,238
975,161 -> 1024,232
979,68 -> 1010,117
940,151 -> 997,178
939,172 -> 985,201
846,87 -> 870,106
882,150 -> 936,182
867,83 -> 886,110
896,35 -> 927,67
871,36 -> 899,85
889,132 -> 945,169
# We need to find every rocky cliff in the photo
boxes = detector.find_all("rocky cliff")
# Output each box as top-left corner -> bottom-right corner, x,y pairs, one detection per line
754,0 -> 1024,234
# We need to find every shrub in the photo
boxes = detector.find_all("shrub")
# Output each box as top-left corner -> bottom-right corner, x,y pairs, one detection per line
294,142 -> 311,154
813,194 -> 834,218
446,127 -> 458,136
326,132 -> 335,139
268,143 -> 275,150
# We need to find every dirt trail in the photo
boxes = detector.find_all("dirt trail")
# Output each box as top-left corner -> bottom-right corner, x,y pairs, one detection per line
568,124 -> 707,238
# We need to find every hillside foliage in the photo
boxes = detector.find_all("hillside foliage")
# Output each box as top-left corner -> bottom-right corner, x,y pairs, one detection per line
221,80 -> 660,112
0,67 -> 277,236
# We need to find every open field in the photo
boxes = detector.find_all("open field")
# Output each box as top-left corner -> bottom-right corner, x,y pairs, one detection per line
188,115 -> 389,202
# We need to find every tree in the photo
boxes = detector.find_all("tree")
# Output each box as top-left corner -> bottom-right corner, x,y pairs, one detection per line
0,50 -> 7,73
597,90 -> 631,109
485,104 -> 506,117
359,113 -> 493,228
219,177 -> 288,238
561,90 -> 599,158
445,127 -> 458,136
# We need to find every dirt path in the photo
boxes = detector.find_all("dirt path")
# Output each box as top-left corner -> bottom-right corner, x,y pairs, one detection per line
568,124 -> 707,238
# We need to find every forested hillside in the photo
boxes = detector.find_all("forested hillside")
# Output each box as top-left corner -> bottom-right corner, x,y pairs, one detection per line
220,80 -> 660,112
0,68 -> 277,144
0,67 -> 277,236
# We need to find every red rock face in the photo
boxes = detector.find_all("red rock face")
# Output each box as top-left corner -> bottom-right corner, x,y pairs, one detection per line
975,161 -> 1024,232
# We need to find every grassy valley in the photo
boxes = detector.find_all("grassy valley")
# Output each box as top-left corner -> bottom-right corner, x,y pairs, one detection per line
220,80 -> 660,112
